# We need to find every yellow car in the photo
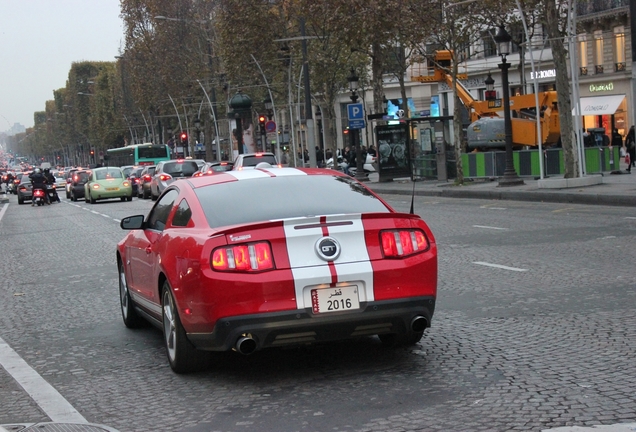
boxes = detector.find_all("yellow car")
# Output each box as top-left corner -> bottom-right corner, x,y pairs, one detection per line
84,167 -> 133,204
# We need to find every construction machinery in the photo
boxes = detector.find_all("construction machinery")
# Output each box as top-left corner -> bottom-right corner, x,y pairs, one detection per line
413,50 -> 561,150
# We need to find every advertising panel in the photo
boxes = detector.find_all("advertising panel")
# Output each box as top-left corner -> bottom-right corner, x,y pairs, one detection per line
376,124 -> 411,181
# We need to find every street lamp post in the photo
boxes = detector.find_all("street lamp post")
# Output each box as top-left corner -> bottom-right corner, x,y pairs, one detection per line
228,91 -> 253,156
347,68 -> 367,182
495,26 -> 524,187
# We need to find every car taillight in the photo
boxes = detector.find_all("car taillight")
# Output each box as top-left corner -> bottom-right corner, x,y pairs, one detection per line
159,174 -> 172,181
381,229 -> 429,258
212,242 -> 274,272
143,175 -> 151,181
134,178 -> 140,184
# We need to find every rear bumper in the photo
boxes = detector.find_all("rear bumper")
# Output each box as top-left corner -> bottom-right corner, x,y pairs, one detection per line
187,296 -> 435,352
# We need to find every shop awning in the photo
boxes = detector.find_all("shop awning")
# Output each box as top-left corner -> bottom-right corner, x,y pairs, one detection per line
573,95 -> 625,116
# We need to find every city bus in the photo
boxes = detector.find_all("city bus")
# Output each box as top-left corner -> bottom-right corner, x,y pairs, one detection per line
106,143 -> 171,167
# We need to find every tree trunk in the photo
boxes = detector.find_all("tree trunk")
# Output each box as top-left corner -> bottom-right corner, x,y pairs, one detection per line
545,0 -> 578,178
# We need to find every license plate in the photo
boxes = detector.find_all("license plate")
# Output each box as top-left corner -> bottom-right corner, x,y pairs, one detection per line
106,187 -> 119,191
311,286 -> 359,314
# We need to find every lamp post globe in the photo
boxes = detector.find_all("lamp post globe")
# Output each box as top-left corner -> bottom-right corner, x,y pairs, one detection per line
494,25 -> 524,187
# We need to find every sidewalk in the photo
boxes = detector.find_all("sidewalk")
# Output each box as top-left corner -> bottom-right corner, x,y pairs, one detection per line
365,161 -> 636,207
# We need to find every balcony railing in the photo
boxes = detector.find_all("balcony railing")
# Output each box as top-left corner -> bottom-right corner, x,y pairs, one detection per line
615,62 -> 626,72
595,65 -> 604,74
580,67 -> 588,76
577,0 -> 629,16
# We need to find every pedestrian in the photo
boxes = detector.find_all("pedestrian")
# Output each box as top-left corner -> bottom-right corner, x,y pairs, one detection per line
611,128 -> 623,148
625,125 -> 636,172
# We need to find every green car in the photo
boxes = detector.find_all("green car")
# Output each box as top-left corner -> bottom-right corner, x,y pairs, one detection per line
84,167 -> 133,204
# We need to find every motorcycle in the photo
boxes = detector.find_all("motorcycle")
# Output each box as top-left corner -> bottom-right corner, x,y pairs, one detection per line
347,154 -> 377,177
45,184 -> 60,203
32,187 -> 46,206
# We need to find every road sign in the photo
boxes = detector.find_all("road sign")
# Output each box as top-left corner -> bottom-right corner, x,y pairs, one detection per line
347,103 -> 364,120
349,119 -> 365,129
265,120 -> 276,133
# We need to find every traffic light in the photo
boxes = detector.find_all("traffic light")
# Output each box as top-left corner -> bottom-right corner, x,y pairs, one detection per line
180,132 -> 188,144
90,148 -> 95,156
258,115 -> 266,134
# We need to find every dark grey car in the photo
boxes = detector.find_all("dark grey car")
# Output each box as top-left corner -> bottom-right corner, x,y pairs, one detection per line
149,160 -> 198,200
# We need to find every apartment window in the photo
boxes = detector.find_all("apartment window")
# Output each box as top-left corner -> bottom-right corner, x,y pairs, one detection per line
482,29 -> 497,57
578,34 -> 588,76
594,30 -> 604,74
457,42 -> 470,62
614,26 -> 626,72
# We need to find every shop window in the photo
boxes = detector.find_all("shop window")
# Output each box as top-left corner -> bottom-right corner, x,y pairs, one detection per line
614,26 -> 626,72
594,30 -> 603,74
578,34 -> 588,76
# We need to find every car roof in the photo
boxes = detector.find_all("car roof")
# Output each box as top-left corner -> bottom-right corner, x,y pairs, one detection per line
187,167 -> 347,188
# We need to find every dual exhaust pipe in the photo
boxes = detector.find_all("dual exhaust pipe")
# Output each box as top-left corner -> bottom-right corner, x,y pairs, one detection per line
235,316 -> 428,355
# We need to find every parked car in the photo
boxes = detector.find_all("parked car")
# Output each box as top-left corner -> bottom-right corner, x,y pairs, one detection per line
137,165 -> 156,199
232,152 -> 280,170
128,166 -> 145,196
69,170 -> 90,201
149,159 -> 199,200
84,167 -> 133,204
16,175 -> 32,204
117,167 -> 438,373
192,161 -> 234,177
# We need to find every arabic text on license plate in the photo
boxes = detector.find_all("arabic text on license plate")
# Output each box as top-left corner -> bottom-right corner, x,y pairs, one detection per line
311,286 -> 359,314
106,187 -> 119,191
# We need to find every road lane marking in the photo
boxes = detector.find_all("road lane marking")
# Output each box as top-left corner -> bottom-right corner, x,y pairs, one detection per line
480,204 -> 507,210
626,217 -> 636,220
553,207 -> 576,213
0,335 -> 87,423
101,214 -> 110,218
473,261 -> 528,272
0,203 -> 8,222
473,225 -> 509,230
91,210 -> 100,215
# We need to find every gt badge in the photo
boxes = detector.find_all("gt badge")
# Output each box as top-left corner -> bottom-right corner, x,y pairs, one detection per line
315,237 -> 341,261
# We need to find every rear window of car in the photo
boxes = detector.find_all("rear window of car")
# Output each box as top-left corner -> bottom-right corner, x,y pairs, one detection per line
161,161 -> 198,177
240,155 -> 277,167
95,169 -> 123,180
195,174 -> 390,228
209,163 -> 233,172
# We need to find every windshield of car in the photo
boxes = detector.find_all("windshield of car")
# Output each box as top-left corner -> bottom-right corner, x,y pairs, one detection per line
195,174 -> 390,228
122,166 -> 134,177
161,161 -> 198,177
239,154 -> 277,167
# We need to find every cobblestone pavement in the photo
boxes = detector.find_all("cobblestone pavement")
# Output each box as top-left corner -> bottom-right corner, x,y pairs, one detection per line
0,189 -> 635,432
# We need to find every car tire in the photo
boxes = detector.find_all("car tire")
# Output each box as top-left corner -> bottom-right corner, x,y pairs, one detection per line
89,194 -> 96,204
121,196 -> 126,202
18,196 -> 23,205
71,191 -> 76,202
119,260 -> 143,328
127,195 -> 132,202
151,193 -> 158,201
162,280 -> 208,373
66,190 -> 70,199
142,189 -> 149,199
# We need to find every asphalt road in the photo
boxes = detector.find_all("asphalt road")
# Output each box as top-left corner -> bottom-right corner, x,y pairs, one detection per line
0,191 -> 635,432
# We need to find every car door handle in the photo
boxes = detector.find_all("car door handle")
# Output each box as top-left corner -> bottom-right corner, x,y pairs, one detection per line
145,246 -> 152,254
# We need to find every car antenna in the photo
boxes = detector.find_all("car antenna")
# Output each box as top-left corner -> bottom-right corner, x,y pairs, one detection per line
409,178 -> 416,214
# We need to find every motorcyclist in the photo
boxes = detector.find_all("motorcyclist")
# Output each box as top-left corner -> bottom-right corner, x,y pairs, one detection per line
43,168 -> 60,202
29,168 -> 49,205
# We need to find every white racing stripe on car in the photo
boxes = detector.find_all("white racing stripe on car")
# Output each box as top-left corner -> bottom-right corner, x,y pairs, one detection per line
0,335 -> 87,423
284,214 -> 374,310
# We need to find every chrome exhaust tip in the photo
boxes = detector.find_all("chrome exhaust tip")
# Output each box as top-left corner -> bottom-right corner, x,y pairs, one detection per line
235,336 -> 257,355
411,316 -> 428,333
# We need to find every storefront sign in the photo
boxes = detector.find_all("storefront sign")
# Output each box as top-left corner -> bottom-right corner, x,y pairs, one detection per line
589,82 -> 614,92
530,69 -> 556,80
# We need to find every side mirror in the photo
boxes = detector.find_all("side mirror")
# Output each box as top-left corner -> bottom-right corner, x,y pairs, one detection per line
120,215 -> 145,230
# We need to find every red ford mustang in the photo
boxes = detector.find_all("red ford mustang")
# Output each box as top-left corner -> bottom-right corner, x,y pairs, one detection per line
117,167 -> 437,373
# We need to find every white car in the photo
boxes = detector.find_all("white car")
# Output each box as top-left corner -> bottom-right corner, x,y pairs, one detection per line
232,152 -> 280,170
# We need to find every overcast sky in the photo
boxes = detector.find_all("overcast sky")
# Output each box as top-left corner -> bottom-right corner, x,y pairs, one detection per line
0,0 -> 123,130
